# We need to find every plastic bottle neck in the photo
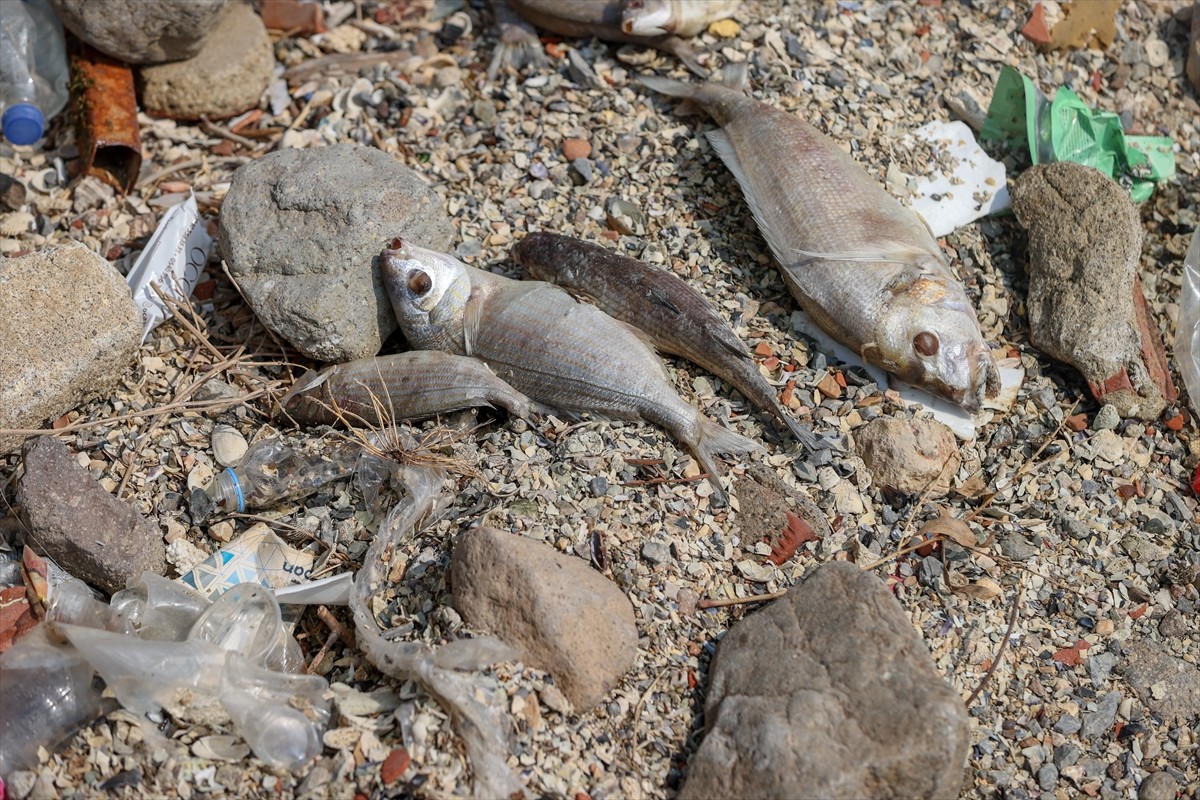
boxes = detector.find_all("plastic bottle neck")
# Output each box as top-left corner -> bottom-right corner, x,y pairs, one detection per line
209,468 -> 246,512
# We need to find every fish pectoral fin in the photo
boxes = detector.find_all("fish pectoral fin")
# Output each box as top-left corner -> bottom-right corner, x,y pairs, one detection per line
647,286 -> 681,315
463,291 -> 487,357
706,129 -> 776,246
708,324 -> 752,360
791,243 -> 937,268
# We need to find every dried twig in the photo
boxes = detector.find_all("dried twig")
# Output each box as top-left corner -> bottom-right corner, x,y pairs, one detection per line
965,579 -> 1024,707
697,589 -> 788,610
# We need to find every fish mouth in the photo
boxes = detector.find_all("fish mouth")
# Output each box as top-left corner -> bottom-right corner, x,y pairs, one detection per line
952,345 -> 1002,412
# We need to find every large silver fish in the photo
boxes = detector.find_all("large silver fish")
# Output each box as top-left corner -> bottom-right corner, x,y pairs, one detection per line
489,0 -> 739,77
280,351 -> 532,426
379,238 -> 760,502
513,231 -> 814,446
640,70 -> 1001,410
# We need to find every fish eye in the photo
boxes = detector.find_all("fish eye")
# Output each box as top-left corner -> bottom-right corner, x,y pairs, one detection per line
408,270 -> 432,296
913,331 -> 939,356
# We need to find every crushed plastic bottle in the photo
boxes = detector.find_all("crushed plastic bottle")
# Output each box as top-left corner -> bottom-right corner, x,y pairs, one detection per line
0,0 -> 70,145
3,574 -> 331,773
207,437 -> 363,513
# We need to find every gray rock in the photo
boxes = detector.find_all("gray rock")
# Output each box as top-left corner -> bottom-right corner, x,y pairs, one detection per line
1037,763 -> 1059,791
854,416 -> 960,498
1088,652 -> 1118,686
139,3 -> 273,120
0,173 -> 26,211
1081,691 -> 1121,739
1053,714 -> 1082,735
1010,163 -> 1174,420
1138,771 -> 1179,800
1157,609 -> 1186,638
640,540 -> 671,565
219,144 -> 455,362
999,534 -> 1039,562
17,437 -> 167,595
0,243 -> 140,456
1123,637 -> 1200,722
1053,742 -> 1080,769
450,527 -> 637,710
680,562 -> 969,800
48,0 -> 227,64
1093,404 -> 1120,430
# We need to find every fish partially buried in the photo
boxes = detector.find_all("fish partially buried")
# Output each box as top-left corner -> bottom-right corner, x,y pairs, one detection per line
640,68 -> 1001,411
488,0 -> 739,78
379,237 -> 761,502
513,231 -> 815,446
280,351 -> 532,426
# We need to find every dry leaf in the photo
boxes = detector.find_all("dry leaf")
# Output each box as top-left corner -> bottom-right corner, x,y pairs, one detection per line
952,576 -> 1003,601
917,514 -> 978,548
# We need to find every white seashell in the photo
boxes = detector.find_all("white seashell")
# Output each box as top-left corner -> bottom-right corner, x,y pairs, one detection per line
0,211 -> 35,236
211,425 -> 248,467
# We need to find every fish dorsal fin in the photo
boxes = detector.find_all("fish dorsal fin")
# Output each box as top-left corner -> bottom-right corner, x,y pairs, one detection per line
646,285 -> 681,314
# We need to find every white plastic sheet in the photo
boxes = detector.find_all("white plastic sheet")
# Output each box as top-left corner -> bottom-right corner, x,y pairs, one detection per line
1177,227 -> 1200,417
125,192 -> 212,343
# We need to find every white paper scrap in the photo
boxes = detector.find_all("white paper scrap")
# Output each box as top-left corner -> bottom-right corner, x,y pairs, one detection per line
126,192 -> 212,343
903,120 -> 1011,238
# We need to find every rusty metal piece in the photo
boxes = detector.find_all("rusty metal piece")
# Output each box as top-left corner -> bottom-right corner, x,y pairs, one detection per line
71,44 -> 142,194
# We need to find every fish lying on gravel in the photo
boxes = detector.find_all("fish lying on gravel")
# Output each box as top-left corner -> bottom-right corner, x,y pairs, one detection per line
488,0 -> 738,77
280,351 -> 532,426
513,231 -> 816,447
380,238 -> 761,502
640,68 -> 1002,410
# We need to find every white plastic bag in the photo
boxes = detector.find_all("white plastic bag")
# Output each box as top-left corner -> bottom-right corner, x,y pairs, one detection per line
1177,227 -> 1200,416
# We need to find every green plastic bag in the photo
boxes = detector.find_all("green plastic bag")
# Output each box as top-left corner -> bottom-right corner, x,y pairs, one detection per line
981,66 -> 1174,203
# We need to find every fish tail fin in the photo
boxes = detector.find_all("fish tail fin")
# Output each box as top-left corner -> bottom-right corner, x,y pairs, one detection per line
692,417 -> 762,505
637,73 -> 698,100
720,62 -> 749,92
777,411 -> 820,451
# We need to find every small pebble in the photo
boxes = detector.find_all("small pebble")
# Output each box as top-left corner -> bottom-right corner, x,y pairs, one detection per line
562,138 -> 592,160
1093,404 -> 1120,431
708,18 -> 740,38
211,425 -> 248,467
1144,38 -> 1169,68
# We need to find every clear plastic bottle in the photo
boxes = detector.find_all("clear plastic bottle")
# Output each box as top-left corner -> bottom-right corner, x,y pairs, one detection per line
206,437 -> 363,513
0,0 -> 70,146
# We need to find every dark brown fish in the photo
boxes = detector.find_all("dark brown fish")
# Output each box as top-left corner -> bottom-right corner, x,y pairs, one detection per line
280,351 -> 531,426
513,232 -> 814,446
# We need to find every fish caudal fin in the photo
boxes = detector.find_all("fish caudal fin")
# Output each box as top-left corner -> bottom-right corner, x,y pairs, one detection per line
637,73 -> 697,99
691,416 -> 762,505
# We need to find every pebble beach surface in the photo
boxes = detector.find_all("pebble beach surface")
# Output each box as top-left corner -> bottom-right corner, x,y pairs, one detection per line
1,1 -> 1198,798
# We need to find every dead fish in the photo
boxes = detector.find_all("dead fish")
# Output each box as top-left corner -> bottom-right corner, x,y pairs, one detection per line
640,67 -> 1002,410
621,0 -> 739,37
280,351 -> 532,426
489,0 -> 725,77
513,231 -> 815,446
380,237 -> 761,502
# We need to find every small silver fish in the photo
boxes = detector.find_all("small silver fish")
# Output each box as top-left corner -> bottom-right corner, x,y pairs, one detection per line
640,68 -> 1001,410
280,351 -> 532,426
489,0 -> 728,77
380,237 -> 760,502
513,231 -> 814,446
621,0 -> 739,38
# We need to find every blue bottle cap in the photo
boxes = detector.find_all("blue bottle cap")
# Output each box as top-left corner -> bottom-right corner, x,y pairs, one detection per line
2,103 -> 46,145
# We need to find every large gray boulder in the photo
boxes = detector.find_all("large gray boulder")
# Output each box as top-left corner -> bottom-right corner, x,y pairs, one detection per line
220,144 -> 455,362
0,243 -> 140,456
450,527 -> 638,710
18,437 -> 167,595
48,0 -> 228,64
681,562 -> 969,800
1011,162 -> 1174,420
140,3 -> 274,120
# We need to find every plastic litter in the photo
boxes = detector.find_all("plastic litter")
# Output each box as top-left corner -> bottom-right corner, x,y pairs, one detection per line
0,0 -> 69,146
125,192 -> 214,343
1178,226 -> 1200,418
206,436 -> 363,513
903,120 -> 1011,237
46,573 -> 330,771
178,522 -> 316,595
981,65 -> 1175,204
350,458 -> 524,799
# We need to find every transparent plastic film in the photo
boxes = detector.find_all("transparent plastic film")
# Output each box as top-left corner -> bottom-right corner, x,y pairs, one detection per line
350,460 -> 523,799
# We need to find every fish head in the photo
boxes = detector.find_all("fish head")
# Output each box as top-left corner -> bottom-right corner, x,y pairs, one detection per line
379,237 -> 471,352
873,274 -> 1002,411
621,0 -> 676,35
